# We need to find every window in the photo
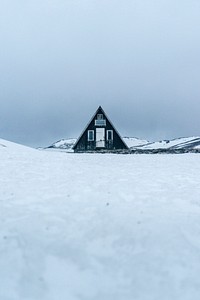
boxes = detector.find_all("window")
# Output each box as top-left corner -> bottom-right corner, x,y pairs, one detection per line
95,114 -> 106,126
88,130 -> 94,141
95,119 -> 106,126
97,114 -> 103,120
107,130 -> 113,140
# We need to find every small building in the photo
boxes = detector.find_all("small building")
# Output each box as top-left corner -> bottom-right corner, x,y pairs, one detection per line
73,106 -> 128,152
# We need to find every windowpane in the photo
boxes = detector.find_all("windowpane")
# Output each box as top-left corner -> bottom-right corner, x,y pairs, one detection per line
88,130 -> 94,141
95,119 -> 106,126
97,114 -> 103,120
107,130 -> 113,140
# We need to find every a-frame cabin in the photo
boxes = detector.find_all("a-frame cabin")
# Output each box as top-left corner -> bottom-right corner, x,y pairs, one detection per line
73,106 -> 128,152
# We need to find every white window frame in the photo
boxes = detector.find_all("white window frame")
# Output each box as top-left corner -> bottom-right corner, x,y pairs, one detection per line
88,130 -> 94,141
107,130 -> 113,141
95,119 -> 106,126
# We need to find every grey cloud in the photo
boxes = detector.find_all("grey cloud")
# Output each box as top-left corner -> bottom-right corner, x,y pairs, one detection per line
0,0 -> 200,146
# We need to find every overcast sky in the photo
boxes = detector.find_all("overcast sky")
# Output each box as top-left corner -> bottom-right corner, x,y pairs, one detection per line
1,0 -> 200,147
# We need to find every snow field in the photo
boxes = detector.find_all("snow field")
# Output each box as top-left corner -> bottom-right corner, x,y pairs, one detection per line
1,139 -> 200,299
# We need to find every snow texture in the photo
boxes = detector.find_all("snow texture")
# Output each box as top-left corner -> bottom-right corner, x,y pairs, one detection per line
47,139 -> 77,152
1,138 -> 200,300
138,136 -> 200,150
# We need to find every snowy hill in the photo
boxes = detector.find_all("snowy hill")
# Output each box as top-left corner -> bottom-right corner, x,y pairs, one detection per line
1,138 -> 200,299
46,138 -> 76,152
0,138 -> 35,152
133,136 -> 200,150
46,136 -> 200,152
122,137 -> 149,148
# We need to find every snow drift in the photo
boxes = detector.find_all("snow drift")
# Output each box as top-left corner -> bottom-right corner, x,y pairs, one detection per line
1,138 -> 200,299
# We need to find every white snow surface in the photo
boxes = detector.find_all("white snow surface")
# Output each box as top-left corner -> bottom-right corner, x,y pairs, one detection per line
1,138 -> 200,299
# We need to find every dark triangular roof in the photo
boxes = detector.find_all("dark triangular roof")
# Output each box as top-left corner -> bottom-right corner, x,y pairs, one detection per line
73,106 -> 128,150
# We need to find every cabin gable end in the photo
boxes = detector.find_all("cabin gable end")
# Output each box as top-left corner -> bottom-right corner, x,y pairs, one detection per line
73,106 -> 128,152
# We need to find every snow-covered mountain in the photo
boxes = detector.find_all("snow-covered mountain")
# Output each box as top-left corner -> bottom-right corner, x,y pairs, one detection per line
123,137 -> 149,148
131,136 -> 200,150
46,136 -> 200,152
46,138 -> 76,152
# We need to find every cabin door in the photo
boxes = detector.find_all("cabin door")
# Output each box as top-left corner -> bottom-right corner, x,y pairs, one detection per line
96,128 -> 105,148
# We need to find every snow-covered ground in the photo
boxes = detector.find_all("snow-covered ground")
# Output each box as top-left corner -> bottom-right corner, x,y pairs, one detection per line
1,138 -> 200,300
